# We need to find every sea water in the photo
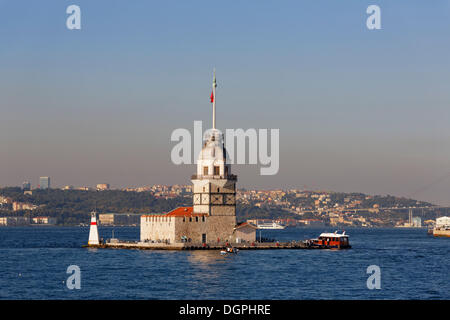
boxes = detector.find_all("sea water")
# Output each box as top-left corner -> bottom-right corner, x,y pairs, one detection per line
0,227 -> 448,299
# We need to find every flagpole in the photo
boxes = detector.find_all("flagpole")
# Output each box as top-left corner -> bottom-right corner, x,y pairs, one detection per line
212,69 -> 216,129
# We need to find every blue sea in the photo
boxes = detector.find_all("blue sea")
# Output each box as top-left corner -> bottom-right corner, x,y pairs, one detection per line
0,227 -> 448,300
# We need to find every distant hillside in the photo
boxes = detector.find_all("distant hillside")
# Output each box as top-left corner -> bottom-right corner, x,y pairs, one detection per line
0,187 -> 191,225
0,187 -> 438,226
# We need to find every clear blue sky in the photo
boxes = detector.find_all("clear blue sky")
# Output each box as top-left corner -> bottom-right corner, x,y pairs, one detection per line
1,1 -> 450,205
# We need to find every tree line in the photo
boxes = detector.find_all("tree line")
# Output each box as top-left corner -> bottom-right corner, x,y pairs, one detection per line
0,187 -> 297,225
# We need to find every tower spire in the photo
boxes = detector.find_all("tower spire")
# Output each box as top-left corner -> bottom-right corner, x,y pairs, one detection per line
212,69 -> 217,129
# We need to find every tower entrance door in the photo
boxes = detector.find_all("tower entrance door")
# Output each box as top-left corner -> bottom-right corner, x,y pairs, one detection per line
202,233 -> 207,244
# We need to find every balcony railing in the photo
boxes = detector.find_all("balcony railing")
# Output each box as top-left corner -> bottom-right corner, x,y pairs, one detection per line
191,174 -> 237,181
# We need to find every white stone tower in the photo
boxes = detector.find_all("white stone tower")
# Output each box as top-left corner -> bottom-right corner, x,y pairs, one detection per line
88,211 -> 100,245
191,71 -> 237,240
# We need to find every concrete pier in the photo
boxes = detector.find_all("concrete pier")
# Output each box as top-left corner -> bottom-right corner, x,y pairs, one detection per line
84,240 -> 345,250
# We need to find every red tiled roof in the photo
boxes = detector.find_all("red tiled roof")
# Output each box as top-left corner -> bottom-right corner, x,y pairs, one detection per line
142,207 -> 206,218
166,207 -> 195,217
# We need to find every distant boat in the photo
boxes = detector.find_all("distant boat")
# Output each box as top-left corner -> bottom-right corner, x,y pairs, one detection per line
433,216 -> 450,238
256,222 -> 286,230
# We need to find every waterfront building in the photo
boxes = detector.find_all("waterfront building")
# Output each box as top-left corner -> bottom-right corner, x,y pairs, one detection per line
412,216 -> 422,228
39,177 -> 50,189
232,222 -> 257,242
32,217 -> 57,225
0,216 -> 30,226
140,72 -> 255,244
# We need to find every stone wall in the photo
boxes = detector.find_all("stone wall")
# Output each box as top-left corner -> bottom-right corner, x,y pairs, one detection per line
174,215 -> 209,243
210,205 -> 235,216
141,214 -> 237,244
140,216 -> 176,243
174,215 -> 236,243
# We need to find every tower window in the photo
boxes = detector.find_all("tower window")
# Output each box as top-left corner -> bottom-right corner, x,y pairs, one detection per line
195,217 -> 198,222
203,166 -> 208,175
214,166 -> 220,175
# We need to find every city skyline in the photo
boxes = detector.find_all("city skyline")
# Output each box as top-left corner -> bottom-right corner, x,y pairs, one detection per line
2,1 -> 450,205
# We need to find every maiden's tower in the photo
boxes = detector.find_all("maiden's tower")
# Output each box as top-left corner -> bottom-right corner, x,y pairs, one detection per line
140,72 -> 256,244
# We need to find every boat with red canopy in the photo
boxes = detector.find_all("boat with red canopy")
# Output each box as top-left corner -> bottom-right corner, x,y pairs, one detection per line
309,231 -> 351,249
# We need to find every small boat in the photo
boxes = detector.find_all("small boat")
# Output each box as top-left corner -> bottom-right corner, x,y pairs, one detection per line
308,231 -> 351,249
220,247 -> 239,255
433,216 -> 450,237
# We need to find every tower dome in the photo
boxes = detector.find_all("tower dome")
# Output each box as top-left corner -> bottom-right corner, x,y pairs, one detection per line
196,129 -> 230,178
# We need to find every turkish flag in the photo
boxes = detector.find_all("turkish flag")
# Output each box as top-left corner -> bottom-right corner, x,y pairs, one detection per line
210,90 -> 214,103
